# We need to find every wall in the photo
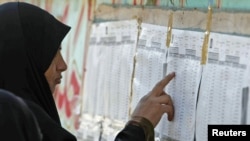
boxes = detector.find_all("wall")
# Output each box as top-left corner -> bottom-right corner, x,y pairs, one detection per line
97,0 -> 250,11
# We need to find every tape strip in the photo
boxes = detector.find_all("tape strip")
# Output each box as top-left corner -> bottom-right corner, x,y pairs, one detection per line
166,12 -> 173,48
201,6 -> 212,65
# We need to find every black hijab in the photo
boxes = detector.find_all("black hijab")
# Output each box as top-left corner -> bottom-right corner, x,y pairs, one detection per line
0,2 -> 76,141
0,89 -> 42,141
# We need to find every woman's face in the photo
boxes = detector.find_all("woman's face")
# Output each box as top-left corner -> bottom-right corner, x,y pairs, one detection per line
44,48 -> 67,93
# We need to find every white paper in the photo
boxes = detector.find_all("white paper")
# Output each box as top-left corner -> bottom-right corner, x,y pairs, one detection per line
103,20 -> 138,122
82,20 -> 138,123
130,23 -> 168,138
196,33 -> 250,141
160,29 -> 204,141
82,24 -> 99,116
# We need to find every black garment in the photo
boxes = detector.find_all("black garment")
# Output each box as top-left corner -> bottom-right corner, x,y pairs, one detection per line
115,124 -> 146,141
0,89 -> 42,141
0,2 -> 76,141
26,100 -> 79,141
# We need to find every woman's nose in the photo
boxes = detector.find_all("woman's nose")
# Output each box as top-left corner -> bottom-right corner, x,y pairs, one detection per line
57,53 -> 67,71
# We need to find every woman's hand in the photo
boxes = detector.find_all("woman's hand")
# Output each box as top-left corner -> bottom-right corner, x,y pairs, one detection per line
131,72 -> 175,127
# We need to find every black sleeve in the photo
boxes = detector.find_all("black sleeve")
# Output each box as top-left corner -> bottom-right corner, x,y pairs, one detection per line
115,124 -> 146,141
25,100 -> 77,141
0,89 -> 42,141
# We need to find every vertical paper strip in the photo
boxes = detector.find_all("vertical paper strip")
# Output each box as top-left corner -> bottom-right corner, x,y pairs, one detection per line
166,12 -> 173,48
201,6 -> 212,65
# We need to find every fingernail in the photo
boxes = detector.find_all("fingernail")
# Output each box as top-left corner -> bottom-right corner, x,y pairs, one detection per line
170,72 -> 175,76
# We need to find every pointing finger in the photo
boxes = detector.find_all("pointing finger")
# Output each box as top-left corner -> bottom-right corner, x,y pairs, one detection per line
151,72 -> 175,97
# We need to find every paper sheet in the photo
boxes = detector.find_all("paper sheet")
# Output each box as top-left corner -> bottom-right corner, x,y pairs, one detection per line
81,20 -> 138,141
158,29 -> 204,141
103,20 -> 138,122
196,33 -> 250,141
82,24 -> 99,116
130,23 -> 168,138
82,20 -> 138,122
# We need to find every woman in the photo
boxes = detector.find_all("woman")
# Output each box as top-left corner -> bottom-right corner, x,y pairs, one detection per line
0,2 -> 76,140
0,2 -> 175,141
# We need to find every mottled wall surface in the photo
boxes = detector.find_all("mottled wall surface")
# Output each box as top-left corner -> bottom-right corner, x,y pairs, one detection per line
96,0 -> 250,11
